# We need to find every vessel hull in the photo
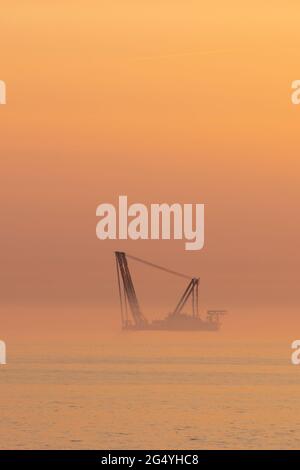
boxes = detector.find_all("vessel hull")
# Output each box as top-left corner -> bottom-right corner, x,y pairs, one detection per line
123,318 -> 219,331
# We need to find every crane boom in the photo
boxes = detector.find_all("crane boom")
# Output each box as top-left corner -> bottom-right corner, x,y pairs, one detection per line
115,252 -> 147,328
172,278 -> 199,317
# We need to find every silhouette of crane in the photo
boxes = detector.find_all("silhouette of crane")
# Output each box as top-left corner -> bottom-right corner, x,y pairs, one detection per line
115,252 -> 226,331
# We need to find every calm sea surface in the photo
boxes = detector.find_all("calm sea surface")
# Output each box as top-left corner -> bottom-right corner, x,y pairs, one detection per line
0,333 -> 299,449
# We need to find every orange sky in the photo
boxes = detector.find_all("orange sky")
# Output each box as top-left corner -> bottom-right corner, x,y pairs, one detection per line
0,1 -> 300,338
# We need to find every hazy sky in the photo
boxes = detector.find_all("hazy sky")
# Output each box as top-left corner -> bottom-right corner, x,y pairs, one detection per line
1,2 -> 299,332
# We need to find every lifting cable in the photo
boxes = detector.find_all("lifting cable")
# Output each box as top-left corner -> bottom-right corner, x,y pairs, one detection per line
126,253 -> 194,280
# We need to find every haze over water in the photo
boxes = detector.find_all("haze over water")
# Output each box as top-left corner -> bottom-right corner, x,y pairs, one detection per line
1,0 -> 300,451
1,318 -> 299,450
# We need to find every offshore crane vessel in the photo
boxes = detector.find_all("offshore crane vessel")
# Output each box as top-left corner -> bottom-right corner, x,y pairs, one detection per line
115,252 -> 225,331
